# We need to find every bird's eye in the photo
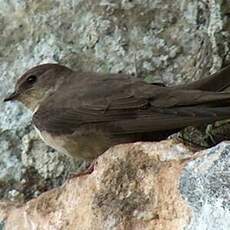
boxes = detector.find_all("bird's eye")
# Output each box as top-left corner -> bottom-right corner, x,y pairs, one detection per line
27,75 -> 37,84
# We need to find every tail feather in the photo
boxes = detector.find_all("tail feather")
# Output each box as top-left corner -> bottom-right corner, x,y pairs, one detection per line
173,64 -> 230,92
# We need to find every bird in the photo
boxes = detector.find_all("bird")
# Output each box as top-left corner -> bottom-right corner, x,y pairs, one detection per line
4,63 -> 230,175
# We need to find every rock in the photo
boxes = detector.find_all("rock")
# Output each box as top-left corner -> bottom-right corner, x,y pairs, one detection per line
0,140 -> 229,230
180,142 -> 230,230
0,1 -> 229,228
0,140 -> 192,229
0,0 -> 230,202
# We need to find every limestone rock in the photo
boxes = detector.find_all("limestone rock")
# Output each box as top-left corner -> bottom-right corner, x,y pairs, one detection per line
1,140 -> 229,230
1,0 -> 230,202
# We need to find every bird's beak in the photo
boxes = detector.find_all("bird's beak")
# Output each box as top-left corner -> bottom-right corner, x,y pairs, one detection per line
3,91 -> 19,102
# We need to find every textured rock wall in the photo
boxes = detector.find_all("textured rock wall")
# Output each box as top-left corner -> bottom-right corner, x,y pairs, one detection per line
0,0 -> 230,203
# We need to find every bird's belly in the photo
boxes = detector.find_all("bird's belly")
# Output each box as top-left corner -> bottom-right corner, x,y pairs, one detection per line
34,126 -> 70,155
34,126 -> 110,160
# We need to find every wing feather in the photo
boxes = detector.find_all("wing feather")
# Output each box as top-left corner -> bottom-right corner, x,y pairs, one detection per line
33,75 -> 230,136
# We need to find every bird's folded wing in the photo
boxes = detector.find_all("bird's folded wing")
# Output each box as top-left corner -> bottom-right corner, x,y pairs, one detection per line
33,89 -> 230,135
149,89 -> 230,107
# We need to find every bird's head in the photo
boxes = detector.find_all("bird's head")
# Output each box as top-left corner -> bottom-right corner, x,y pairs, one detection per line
4,63 -> 73,112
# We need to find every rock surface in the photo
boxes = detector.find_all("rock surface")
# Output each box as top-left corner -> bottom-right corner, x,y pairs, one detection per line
0,0 -> 230,204
0,140 -> 229,230
180,142 -> 230,230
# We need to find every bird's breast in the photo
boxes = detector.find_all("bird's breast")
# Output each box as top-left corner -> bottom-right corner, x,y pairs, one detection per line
34,126 -> 70,155
33,125 -> 111,161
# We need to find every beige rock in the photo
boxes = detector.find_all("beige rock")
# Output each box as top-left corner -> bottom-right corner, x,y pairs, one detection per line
1,140 -> 194,230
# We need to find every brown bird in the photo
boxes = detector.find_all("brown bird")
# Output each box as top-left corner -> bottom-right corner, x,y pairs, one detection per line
4,63 -> 230,174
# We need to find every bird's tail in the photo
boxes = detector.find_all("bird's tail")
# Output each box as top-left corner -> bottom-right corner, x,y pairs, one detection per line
174,64 -> 230,92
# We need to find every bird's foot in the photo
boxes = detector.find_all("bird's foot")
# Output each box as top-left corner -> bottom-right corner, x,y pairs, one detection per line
69,161 -> 95,179
175,135 -> 205,151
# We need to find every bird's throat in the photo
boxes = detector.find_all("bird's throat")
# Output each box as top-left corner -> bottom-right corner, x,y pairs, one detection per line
17,88 -> 50,113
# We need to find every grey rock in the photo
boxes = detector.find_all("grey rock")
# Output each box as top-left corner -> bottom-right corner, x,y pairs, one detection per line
180,142 -> 230,230
0,0 -> 229,201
